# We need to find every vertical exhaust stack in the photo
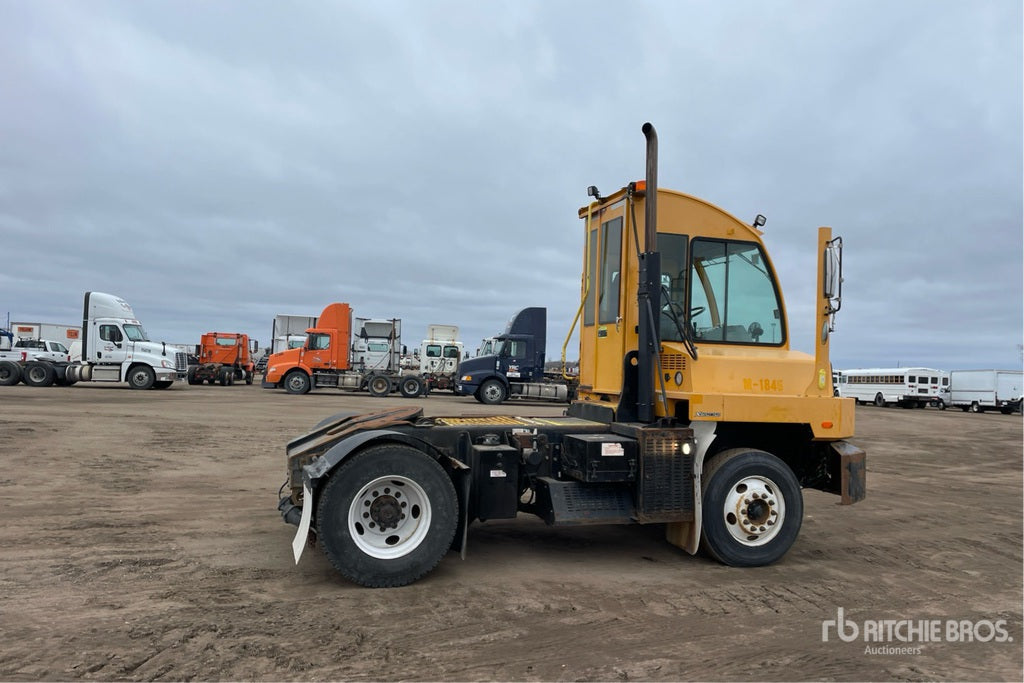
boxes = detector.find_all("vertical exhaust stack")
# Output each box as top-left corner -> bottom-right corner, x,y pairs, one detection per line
636,123 -> 661,423
642,122 -> 658,253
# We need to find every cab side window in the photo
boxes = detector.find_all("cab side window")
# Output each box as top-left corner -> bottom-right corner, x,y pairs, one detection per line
99,325 -> 122,343
503,341 -> 527,359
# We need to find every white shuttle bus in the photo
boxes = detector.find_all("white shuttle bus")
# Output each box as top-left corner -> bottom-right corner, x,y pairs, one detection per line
837,367 -> 950,408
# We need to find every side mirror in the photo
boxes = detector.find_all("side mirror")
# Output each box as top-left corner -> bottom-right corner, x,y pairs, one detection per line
824,239 -> 842,300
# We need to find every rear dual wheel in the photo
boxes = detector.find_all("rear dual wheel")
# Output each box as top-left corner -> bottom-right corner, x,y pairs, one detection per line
367,375 -> 391,397
22,361 -> 56,387
316,444 -> 458,587
399,376 -> 423,398
0,361 -> 22,385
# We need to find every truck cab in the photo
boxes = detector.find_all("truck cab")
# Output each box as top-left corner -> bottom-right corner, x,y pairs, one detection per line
75,292 -> 186,389
456,307 -> 547,403
263,303 -> 353,393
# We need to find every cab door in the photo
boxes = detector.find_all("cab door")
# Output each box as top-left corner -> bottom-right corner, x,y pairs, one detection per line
591,211 -> 627,394
95,322 -> 128,365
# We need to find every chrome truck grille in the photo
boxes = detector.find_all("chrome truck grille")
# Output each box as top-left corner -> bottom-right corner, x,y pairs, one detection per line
174,352 -> 188,376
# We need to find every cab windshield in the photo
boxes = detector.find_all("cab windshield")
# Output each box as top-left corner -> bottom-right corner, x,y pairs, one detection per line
123,324 -> 149,342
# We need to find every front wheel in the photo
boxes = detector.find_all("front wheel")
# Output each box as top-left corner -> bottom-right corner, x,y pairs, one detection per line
127,365 -> 155,389
478,378 -> 507,405
283,370 -> 311,394
316,444 -> 458,587
699,448 -> 803,567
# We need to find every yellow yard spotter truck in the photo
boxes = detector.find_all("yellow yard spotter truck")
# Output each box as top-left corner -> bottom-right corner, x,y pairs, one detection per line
278,123 -> 865,587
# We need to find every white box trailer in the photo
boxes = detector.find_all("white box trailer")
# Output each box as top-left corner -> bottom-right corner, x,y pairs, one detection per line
10,321 -> 81,344
949,369 -> 1023,414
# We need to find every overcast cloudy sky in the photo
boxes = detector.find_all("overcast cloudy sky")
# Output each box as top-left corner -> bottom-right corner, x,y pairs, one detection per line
2,0 -> 1021,371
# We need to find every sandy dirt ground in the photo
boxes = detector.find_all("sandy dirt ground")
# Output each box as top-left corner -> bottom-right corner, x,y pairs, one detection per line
0,382 -> 1021,681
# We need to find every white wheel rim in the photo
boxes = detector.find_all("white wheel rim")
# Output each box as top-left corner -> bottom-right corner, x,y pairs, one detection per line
348,475 -> 431,559
722,475 -> 786,546
484,383 -> 502,401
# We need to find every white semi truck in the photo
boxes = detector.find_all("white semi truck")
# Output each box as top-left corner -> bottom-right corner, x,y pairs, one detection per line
417,324 -> 463,392
0,292 -> 187,389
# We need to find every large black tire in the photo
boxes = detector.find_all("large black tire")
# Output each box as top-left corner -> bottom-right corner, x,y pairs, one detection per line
283,370 -> 311,394
0,360 -> 22,386
127,365 -> 155,390
970,402 -> 982,413
22,361 -> 56,387
219,367 -> 230,386
367,374 -> 391,398
873,393 -> 885,407
478,378 -> 507,405
316,444 -> 458,587
700,448 -> 803,567
187,366 -> 201,385
399,376 -> 423,399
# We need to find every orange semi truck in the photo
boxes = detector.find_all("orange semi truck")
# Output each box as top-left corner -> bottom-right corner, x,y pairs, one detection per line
187,332 -> 258,386
262,303 -> 427,398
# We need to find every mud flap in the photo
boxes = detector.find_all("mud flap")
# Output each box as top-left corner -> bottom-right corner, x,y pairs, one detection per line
448,458 -> 471,559
291,481 -> 314,564
829,440 -> 866,504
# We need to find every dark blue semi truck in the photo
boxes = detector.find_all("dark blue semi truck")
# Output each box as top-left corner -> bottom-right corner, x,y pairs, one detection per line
455,307 -> 576,404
